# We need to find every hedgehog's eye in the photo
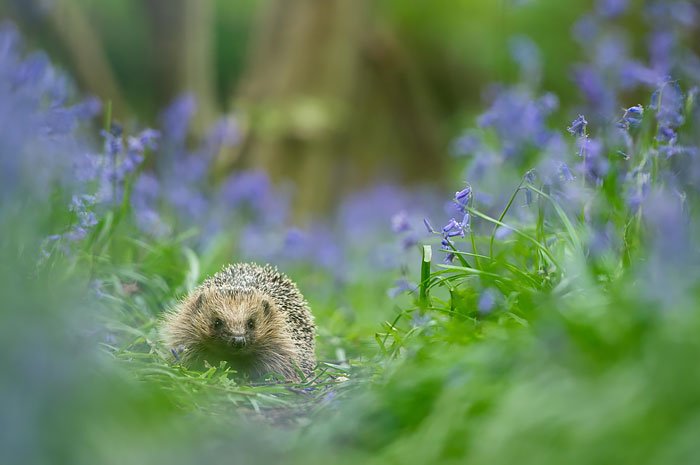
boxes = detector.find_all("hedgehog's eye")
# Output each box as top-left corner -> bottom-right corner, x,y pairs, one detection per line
246,318 -> 255,330
213,318 -> 223,329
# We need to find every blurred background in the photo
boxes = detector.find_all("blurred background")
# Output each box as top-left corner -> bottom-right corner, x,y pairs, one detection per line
0,0 -> 599,220
4,1 -> 700,464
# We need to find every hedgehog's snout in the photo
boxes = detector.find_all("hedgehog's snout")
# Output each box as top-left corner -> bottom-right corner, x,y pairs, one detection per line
229,334 -> 246,348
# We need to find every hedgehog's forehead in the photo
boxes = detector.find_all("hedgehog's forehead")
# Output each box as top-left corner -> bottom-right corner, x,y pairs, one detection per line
204,286 -> 258,300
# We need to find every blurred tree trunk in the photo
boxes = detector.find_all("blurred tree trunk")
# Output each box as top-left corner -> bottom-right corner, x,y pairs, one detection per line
47,0 -> 130,117
144,0 -> 218,133
225,0 -> 443,222
180,0 -> 218,133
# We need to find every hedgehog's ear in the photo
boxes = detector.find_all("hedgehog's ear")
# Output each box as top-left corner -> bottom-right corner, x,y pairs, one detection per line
191,292 -> 205,313
261,299 -> 272,316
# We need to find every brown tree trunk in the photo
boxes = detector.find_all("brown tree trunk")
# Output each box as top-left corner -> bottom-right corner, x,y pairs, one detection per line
47,0 -> 130,117
144,0 -> 218,133
224,0 -> 443,223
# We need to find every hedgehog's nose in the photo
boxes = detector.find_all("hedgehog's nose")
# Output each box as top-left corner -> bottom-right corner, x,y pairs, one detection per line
230,335 -> 246,348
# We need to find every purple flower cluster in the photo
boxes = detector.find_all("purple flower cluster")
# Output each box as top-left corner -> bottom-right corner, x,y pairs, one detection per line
432,0 -> 700,277
477,87 -> 559,163
424,186 -> 471,264
572,0 -> 699,121
0,21 -> 100,204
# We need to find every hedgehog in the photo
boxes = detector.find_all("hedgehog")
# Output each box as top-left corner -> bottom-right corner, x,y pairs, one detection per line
161,263 -> 316,381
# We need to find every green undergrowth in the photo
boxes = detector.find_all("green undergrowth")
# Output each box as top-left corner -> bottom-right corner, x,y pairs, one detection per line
8,87 -> 700,464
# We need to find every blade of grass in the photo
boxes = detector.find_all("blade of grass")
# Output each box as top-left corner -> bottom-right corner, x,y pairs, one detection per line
469,207 -> 561,271
489,179 -> 525,258
419,245 -> 432,309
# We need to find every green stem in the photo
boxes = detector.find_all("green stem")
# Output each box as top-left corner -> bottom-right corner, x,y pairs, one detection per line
470,207 -> 561,271
489,179 -> 525,259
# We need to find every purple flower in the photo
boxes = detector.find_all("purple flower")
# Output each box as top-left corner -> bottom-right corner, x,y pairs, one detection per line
596,0 -> 629,18
645,1 -> 698,29
651,81 -> 685,128
656,126 -> 677,145
619,104 -> 644,129
658,145 -> 700,159
573,66 -> 616,115
454,186 -> 472,211
478,88 -> 557,160
572,15 -> 600,45
477,289 -> 497,314
626,171 -> 650,212
391,211 -> 412,234
524,170 -> 537,205
442,218 -> 465,238
131,173 -> 171,237
71,97 -> 102,119
567,114 -> 588,137
595,34 -> 629,70
560,163 -> 576,182
450,131 -> 481,157
509,35 -> 542,85
66,227 -> 87,242
410,312 -> 432,329
620,61 -> 662,88
387,279 -> 418,298
579,138 -> 608,182
649,31 -> 675,77
423,218 -> 436,234
576,135 -> 591,158
205,117 -> 240,150
161,94 -> 196,144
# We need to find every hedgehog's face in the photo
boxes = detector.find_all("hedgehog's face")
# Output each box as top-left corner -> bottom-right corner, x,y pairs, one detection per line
190,288 -> 275,355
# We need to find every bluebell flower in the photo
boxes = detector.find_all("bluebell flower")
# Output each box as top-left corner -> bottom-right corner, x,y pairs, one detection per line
619,104 -> 644,129
649,30 -> 675,77
620,61 -> 661,89
478,88 -> 558,160
461,213 -> 470,231
391,211 -> 412,234
387,278 -> 418,298
205,117 -> 240,150
594,34 -> 629,70
66,227 -> 87,242
423,218 -> 436,234
524,170 -> 536,206
509,35 -> 542,85
101,128 -> 122,163
410,312 -> 432,329
161,93 -> 196,144
71,97 -> 102,120
89,280 -> 109,300
656,126 -> 677,145
596,0 -> 629,18
477,289 -> 497,314
450,131 -> 481,157
576,133 -> 592,159
131,173 -> 171,237
567,114 -> 588,137
219,170 -> 283,224
626,171 -> 650,212
658,145 -> 700,159
645,1 -> 698,29
572,15 -> 600,45
454,186 -> 472,211
651,81 -> 685,128
559,163 -> 576,182
573,66 -> 616,115
442,218 -> 464,238
579,138 -> 608,182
